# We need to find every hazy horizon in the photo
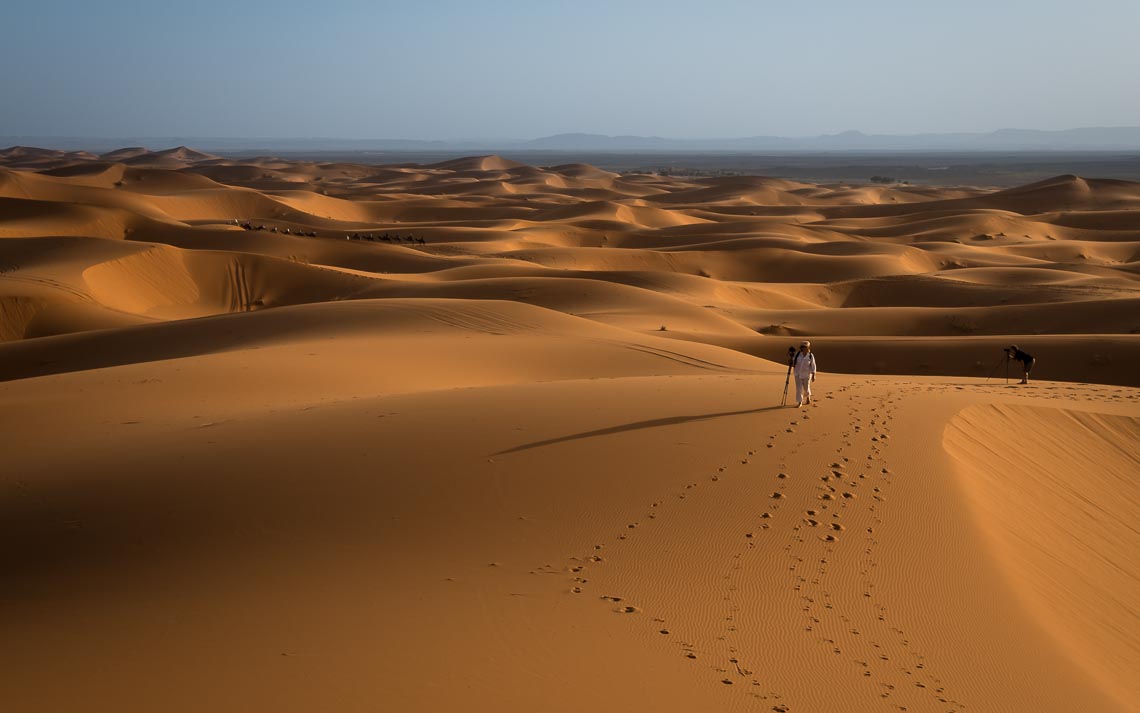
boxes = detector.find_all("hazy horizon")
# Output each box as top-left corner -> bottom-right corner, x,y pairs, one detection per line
6,125 -> 1140,143
3,1 -> 1139,140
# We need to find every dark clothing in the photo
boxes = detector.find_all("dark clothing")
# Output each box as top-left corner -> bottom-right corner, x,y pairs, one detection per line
1010,348 -> 1035,371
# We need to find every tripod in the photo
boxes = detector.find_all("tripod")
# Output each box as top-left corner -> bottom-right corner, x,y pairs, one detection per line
985,353 -> 1010,384
780,348 -> 796,406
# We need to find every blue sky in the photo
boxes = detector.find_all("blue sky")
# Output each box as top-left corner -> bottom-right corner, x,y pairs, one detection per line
2,0 -> 1138,139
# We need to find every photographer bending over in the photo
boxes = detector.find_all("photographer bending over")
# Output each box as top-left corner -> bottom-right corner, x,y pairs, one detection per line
1006,345 -> 1036,384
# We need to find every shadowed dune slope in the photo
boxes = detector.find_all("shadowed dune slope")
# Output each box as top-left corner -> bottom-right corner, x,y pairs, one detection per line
2,325 -> 1137,712
1,148 -> 1139,712
1,150 -> 1137,386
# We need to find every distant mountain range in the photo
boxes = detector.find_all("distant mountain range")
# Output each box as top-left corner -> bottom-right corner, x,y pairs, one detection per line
520,128 -> 1140,152
5,127 -> 1140,153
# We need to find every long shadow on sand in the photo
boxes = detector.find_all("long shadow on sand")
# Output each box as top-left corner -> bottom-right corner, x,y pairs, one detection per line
493,405 -> 786,456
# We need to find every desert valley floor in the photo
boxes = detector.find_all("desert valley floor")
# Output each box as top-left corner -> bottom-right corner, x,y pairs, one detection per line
1,146 -> 1138,712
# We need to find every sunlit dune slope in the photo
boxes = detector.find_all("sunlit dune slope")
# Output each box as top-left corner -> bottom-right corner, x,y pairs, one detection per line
1,148 -> 1139,713
2,150 -> 1137,384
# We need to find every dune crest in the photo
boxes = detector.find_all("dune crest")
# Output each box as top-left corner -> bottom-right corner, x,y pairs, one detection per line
1,149 -> 1138,712
945,404 -> 1140,708
0,149 -> 1135,386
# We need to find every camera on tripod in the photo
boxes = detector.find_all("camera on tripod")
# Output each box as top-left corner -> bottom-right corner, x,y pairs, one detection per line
781,345 -> 798,406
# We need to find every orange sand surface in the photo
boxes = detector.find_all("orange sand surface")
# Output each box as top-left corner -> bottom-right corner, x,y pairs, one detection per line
1,147 -> 1138,712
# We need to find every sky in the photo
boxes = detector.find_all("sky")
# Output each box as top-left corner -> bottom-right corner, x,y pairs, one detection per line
2,0 -> 1138,140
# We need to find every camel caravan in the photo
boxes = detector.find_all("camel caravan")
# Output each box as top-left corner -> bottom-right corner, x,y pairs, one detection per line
231,220 -> 428,245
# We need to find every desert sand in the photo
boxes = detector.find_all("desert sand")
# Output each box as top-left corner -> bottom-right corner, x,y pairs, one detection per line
1,146 -> 1137,712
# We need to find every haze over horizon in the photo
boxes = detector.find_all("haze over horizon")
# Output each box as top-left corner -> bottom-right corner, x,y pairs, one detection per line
3,3 -> 1140,711
3,0 -> 1138,141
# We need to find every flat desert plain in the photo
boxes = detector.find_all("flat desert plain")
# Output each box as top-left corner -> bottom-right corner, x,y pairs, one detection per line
1,146 -> 1138,713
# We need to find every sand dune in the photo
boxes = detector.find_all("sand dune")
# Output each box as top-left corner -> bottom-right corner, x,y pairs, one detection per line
1,148 -> 1138,712
945,403 -> 1140,709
